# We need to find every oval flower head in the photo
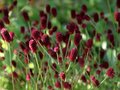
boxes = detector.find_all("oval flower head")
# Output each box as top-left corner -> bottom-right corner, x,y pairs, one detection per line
0,28 -> 12,42
106,67 -> 115,78
29,39 -> 37,53
69,48 -> 78,62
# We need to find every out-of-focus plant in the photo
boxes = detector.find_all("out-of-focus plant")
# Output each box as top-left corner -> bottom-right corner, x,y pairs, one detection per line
0,0 -> 120,90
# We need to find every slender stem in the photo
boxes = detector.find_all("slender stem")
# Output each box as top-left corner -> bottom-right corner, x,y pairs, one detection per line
8,43 -> 15,90
34,53 -> 41,90
99,76 -> 108,86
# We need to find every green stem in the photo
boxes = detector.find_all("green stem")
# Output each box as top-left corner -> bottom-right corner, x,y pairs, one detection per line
8,43 -> 15,90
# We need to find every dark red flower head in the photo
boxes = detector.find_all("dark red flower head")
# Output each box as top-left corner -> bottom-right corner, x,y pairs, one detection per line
48,49 -> 57,59
51,7 -> 57,17
99,61 -> 109,69
114,11 -> 120,22
55,81 -> 61,88
20,26 -> 25,34
0,28 -> 12,42
40,17 -> 47,30
29,39 -> 37,53
62,82 -> 71,89
74,33 -> 82,46
49,26 -> 57,35
69,48 -> 78,61
12,71 -> 18,78
117,53 -> 120,61
9,31 -> 14,41
71,9 -> 76,18
81,75 -> 87,83
0,20 -> 4,29
22,11 -> 29,21
59,72 -> 65,80
90,76 -> 99,87
93,13 -> 99,22
46,4 -> 51,13
86,39 -> 93,48
56,32 -> 63,44
42,34 -> 51,47
116,0 -> 120,8
11,60 -> 17,67
82,4 -> 87,12
78,56 -> 84,68
31,28 -> 40,40
66,22 -> 77,34
106,67 -> 115,78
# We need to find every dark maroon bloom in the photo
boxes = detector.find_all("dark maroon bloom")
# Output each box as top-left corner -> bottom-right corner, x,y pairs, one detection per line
46,4 -> 51,13
13,0 -> 17,6
51,7 -> 57,17
19,42 -> 26,52
29,39 -> 37,53
63,31 -> 70,44
96,69 -> 101,75
86,39 -> 93,48
51,63 -> 57,71
114,11 -> 120,22
106,67 -> 115,78
11,60 -> 16,67
100,49 -> 106,59
0,28 -> 12,42
100,12 -> 104,18
48,86 -> 53,90
95,33 -> 101,41
66,22 -> 77,34
74,33 -> 82,46
94,63 -> 98,68
22,11 -> 29,21
57,56 -> 62,63
49,26 -> 57,35
107,33 -> 114,46
90,76 -> 99,87
3,8 -> 9,17
38,51 -> 43,59
62,82 -> 71,89
40,17 -> 47,30
55,81 -> 61,88
117,53 -> 120,61
9,32 -> 14,41
56,32 -> 63,43
83,48 -> 89,58
81,75 -> 87,83
69,48 -> 77,61
39,10 -> 45,17
0,20 -> 4,29
82,23 -> 86,28
3,16 -> 10,24
31,28 -> 40,40
48,21 -> 52,29
12,71 -> 18,78
116,0 -> 120,8
48,49 -> 57,59
82,4 -> 87,12
84,15 -> 90,21
20,26 -> 25,34
71,9 -> 76,18
78,57 -> 84,68
99,61 -> 109,69
42,34 -> 51,47
54,72 -> 59,78
59,72 -> 65,80
93,13 -> 99,22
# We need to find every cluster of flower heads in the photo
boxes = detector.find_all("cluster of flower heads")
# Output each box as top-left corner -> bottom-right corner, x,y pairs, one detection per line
0,0 -> 119,90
